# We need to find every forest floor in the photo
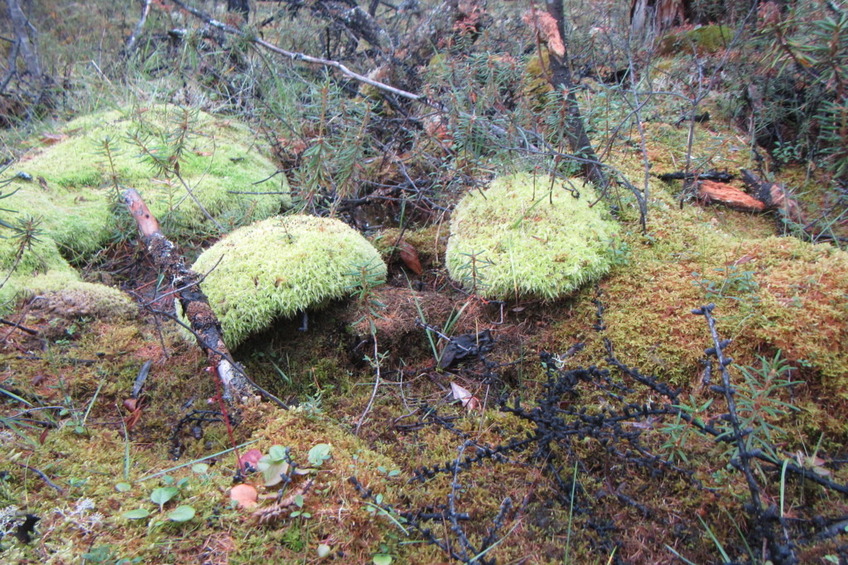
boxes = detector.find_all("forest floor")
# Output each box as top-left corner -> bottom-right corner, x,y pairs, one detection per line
2,1 -> 848,564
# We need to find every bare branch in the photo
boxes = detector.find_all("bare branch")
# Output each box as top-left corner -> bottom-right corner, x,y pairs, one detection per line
168,0 -> 422,101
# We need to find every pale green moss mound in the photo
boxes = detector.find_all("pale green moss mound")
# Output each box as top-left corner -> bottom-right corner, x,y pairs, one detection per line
446,173 -> 620,299
1,104 -> 290,259
192,215 -> 387,347
0,269 -> 135,319
0,104 -> 287,316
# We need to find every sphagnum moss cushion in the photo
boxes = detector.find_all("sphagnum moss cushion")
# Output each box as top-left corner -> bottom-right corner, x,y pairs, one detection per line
446,173 -> 620,300
191,215 -> 387,347
0,104 -> 289,316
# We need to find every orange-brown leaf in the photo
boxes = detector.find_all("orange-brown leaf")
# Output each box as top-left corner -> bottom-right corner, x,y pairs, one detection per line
398,240 -> 423,275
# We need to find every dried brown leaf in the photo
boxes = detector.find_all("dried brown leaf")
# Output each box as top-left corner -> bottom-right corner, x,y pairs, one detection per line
252,478 -> 314,523
397,240 -> 423,275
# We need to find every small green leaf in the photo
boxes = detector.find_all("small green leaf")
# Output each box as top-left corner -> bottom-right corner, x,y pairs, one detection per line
257,458 -> 290,487
191,463 -> 210,474
123,508 -> 151,520
308,443 -> 332,467
316,544 -> 332,558
373,554 -> 393,565
150,486 -> 179,509
291,510 -> 301,518
268,445 -> 288,463
115,482 -> 132,493
167,505 -> 196,522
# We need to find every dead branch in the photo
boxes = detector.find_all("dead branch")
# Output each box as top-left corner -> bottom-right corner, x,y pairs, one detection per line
124,0 -> 153,55
122,188 -> 252,403
4,0 -> 43,84
168,0 -> 422,102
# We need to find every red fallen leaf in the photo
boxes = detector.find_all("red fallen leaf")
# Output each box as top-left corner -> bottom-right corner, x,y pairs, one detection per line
230,484 -> 258,509
39,427 -> 50,445
397,240 -> 423,275
238,449 -> 264,473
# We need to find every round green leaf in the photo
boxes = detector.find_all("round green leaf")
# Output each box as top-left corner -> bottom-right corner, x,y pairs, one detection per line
115,482 -> 132,493
307,443 -> 332,467
191,463 -> 210,474
167,505 -> 196,522
373,554 -> 393,565
123,508 -> 151,520
267,445 -> 288,463
150,486 -> 179,508
258,460 -> 290,487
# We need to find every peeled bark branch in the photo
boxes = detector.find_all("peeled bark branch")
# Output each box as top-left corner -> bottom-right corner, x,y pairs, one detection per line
122,188 -> 252,403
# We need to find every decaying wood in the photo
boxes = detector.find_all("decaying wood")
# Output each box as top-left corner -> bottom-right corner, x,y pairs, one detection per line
538,1 -> 608,188
740,169 -> 805,225
630,0 -> 688,37
697,180 -> 767,212
397,239 -> 423,275
696,170 -> 808,227
122,188 -> 252,403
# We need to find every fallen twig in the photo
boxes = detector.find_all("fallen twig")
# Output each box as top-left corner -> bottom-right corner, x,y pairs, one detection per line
168,0 -> 422,102
121,188 -> 251,403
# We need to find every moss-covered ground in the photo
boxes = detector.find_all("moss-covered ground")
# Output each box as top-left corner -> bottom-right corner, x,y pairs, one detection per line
2,2 -> 848,564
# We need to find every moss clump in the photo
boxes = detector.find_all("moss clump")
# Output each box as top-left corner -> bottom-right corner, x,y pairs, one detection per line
0,236 -> 133,318
445,173 -> 620,300
0,104 -> 288,316
2,104 -> 289,259
658,25 -> 733,55
25,271 -> 137,320
192,215 -> 387,347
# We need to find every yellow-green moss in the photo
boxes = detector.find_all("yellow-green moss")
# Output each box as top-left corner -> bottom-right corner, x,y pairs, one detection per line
658,25 -> 734,55
0,104 -> 288,317
2,104 -> 290,260
0,259 -> 134,319
551,177 -> 848,397
192,215 -> 387,347
446,173 -> 620,300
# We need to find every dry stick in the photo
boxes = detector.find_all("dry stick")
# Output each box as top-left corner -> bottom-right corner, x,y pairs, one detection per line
168,0 -> 422,102
693,303 -> 797,564
122,188 -> 251,403
125,0 -> 153,54
355,337 -> 382,435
